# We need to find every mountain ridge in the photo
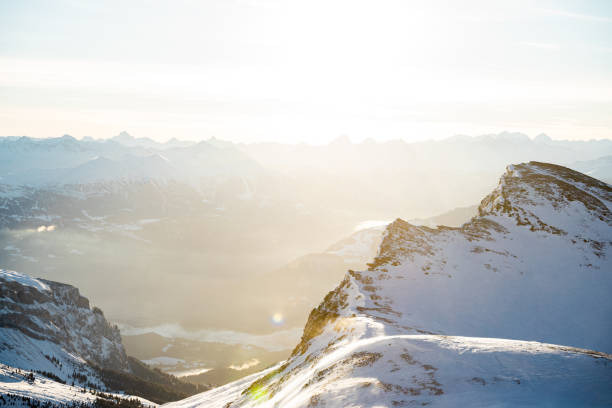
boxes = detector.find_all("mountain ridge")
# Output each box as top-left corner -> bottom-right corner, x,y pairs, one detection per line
0,269 -> 129,372
166,161 -> 612,407
0,269 -> 209,404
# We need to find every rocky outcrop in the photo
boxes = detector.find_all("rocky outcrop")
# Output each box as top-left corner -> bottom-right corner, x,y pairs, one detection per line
0,270 -> 129,372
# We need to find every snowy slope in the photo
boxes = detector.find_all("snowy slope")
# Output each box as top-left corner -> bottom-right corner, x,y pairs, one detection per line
164,364 -> 283,408
0,269 -> 129,375
165,162 -> 612,407
166,336 -> 611,408
0,364 -> 156,408
0,271 -> 159,406
0,269 -> 133,398
0,270 -> 207,404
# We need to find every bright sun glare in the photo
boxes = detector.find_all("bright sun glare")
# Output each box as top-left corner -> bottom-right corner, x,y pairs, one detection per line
1,0 -> 611,142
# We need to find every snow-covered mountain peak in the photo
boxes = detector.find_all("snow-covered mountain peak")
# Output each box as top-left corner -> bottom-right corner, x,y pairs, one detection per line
478,161 -> 611,240
114,131 -> 134,142
297,162 -> 612,355
174,162 -> 612,407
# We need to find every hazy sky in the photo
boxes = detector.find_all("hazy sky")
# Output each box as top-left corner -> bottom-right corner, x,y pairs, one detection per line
1,0 -> 611,143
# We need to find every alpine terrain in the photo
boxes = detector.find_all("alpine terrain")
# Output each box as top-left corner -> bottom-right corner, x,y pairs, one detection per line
164,162 -> 612,407
0,269 -> 207,406
2,133 -> 612,337
5,1 -> 612,406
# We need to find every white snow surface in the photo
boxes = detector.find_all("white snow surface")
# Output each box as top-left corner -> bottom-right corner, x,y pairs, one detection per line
0,274 -> 157,406
0,273 -> 131,399
165,335 -> 611,408
0,364 -> 156,408
0,269 -> 50,292
164,162 -> 612,407
164,364 -> 282,408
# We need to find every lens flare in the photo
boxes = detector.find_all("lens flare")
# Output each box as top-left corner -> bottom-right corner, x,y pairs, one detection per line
271,313 -> 284,325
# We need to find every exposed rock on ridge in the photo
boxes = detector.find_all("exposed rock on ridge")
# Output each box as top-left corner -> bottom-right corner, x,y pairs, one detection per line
0,270 -> 129,372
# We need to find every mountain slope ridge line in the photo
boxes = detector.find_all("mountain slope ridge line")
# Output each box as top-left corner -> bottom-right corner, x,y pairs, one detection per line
165,161 -> 612,407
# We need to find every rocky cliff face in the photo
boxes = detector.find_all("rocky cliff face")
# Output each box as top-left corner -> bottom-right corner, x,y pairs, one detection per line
0,269 -> 129,373
0,272 -> 210,405
167,162 -> 612,407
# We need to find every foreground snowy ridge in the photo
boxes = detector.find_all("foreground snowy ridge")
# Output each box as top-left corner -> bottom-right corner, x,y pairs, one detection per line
165,162 -> 612,407
166,335 -> 611,408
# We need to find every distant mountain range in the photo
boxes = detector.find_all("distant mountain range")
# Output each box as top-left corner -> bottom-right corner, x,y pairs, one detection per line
1,131 -> 611,232
570,155 -> 612,183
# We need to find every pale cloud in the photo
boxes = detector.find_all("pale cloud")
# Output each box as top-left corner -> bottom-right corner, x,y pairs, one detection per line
228,358 -> 260,371
537,8 -> 612,23
1,1 -> 611,142
519,42 -> 561,51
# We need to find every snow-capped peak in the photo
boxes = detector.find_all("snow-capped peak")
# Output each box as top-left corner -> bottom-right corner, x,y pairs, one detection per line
0,269 -> 50,292
166,162 -> 612,407
478,161 -> 610,241
113,131 -> 135,141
